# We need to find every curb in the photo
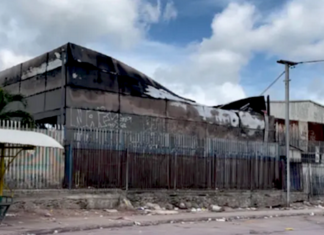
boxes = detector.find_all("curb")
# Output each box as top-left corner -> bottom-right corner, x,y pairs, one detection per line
12,210 -> 324,235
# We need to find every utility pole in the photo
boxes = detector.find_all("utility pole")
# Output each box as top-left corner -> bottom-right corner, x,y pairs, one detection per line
277,60 -> 298,207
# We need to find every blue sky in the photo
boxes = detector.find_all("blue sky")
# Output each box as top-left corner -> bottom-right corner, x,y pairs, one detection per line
1,0 -> 324,105
145,0 -> 324,103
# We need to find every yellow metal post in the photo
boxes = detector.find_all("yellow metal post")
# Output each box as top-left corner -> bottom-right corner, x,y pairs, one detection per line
0,147 -> 5,196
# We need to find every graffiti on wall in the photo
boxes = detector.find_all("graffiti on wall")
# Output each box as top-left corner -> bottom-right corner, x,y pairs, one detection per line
69,107 -> 132,129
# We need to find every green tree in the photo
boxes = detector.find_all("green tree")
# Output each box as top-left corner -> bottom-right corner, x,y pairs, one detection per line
0,88 -> 34,127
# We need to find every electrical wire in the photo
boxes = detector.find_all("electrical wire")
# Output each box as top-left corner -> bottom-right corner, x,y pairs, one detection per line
297,59 -> 324,64
260,58 -> 324,96
260,70 -> 285,95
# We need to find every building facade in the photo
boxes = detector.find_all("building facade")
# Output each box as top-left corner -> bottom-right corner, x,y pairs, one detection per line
0,43 -> 267,143
270,100 -> 324,152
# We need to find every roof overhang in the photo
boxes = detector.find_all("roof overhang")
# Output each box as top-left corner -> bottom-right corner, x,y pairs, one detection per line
0,129 -> 63,149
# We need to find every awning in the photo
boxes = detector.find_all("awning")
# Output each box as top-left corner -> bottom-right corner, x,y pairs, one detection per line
0,129 -> 63,149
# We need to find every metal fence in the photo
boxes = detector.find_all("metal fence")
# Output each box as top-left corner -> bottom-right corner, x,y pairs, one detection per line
2,122 -> 324,196
67,128 -> 283,190
293,153 -> 324,197
1,121 -> 64,189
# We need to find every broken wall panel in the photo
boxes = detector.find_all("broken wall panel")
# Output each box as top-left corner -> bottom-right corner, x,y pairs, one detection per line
167,101 -> 240,127
167,101 -> 203,122
21,54 -> 48,81
120,95 -> 166,118
238,111 -> 265,138
66,87 -> 119,111
66,64 -> 119,92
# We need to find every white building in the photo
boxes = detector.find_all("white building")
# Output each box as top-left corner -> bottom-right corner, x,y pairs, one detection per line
270,100 -> 324,124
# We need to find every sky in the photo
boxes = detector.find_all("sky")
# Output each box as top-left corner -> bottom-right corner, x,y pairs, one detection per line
1,0 -> 324,106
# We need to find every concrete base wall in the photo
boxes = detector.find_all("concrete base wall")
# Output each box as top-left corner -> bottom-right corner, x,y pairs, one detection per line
8,189 -> 308,211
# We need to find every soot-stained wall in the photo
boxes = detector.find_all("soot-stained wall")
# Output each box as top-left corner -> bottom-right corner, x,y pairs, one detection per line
0,45 -> 66,122
0,43 -> 266,141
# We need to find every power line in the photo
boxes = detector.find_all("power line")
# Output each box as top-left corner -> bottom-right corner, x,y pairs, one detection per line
297,59 -> 324,64
260,58 -> 324,96
260,70 -> 285,95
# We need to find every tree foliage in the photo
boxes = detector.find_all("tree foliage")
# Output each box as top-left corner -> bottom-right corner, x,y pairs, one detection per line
0,88 -> 34,127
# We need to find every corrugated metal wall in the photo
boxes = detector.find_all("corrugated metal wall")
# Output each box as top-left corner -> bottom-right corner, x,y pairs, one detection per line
271,101 -> 324,124
1,121 -> 64,189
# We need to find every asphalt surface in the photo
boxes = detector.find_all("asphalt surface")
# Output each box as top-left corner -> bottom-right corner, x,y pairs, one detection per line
60,215 -> 324,235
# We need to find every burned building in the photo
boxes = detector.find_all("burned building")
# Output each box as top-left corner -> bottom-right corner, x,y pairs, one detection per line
0,43 -> 267,141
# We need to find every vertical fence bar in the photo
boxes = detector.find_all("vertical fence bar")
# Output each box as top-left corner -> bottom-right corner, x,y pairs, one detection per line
125,148 -> 129,191
174,152 -> 177,190
68,142 -> 73,189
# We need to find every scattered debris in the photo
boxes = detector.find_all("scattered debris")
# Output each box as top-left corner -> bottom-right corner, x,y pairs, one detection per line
118,198 -> 134,210
134,221 -> 141,226
179,203 -> 186,210
105,209 -> 118,213
151,210 -> 178,215
165,204 -> 174,210
5,213 -> 17,217
249,230 -> 260,234
145,203 -> 161,210
210,205 -> 224,212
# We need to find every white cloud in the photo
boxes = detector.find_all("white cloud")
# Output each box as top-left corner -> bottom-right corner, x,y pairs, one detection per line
2,0 -> 324,106
140,0 -> 162,24
153,0 -> 324,105
0,50 -> 31,71
0,0 -> 175,56
163,1 -> 178,22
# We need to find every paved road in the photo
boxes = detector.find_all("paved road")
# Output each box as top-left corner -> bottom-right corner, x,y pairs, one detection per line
61,216 -> 324,235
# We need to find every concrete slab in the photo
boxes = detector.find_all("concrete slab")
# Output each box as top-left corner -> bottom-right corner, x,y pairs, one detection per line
64,216 -> 324,235
0,208 -> 323,235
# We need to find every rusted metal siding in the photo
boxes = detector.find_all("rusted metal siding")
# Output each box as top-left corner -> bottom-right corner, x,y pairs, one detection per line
308,122 -> 324,141
275,118 -> 300,146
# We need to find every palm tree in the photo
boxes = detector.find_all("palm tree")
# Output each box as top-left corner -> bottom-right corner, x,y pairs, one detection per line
0,88 -> 34,127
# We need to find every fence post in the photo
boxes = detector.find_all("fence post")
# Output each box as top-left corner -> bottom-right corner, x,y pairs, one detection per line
214,153 -> 217,190
68,142 -> 73,189
174,152 -> 177,190
125,148 -> 129,191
